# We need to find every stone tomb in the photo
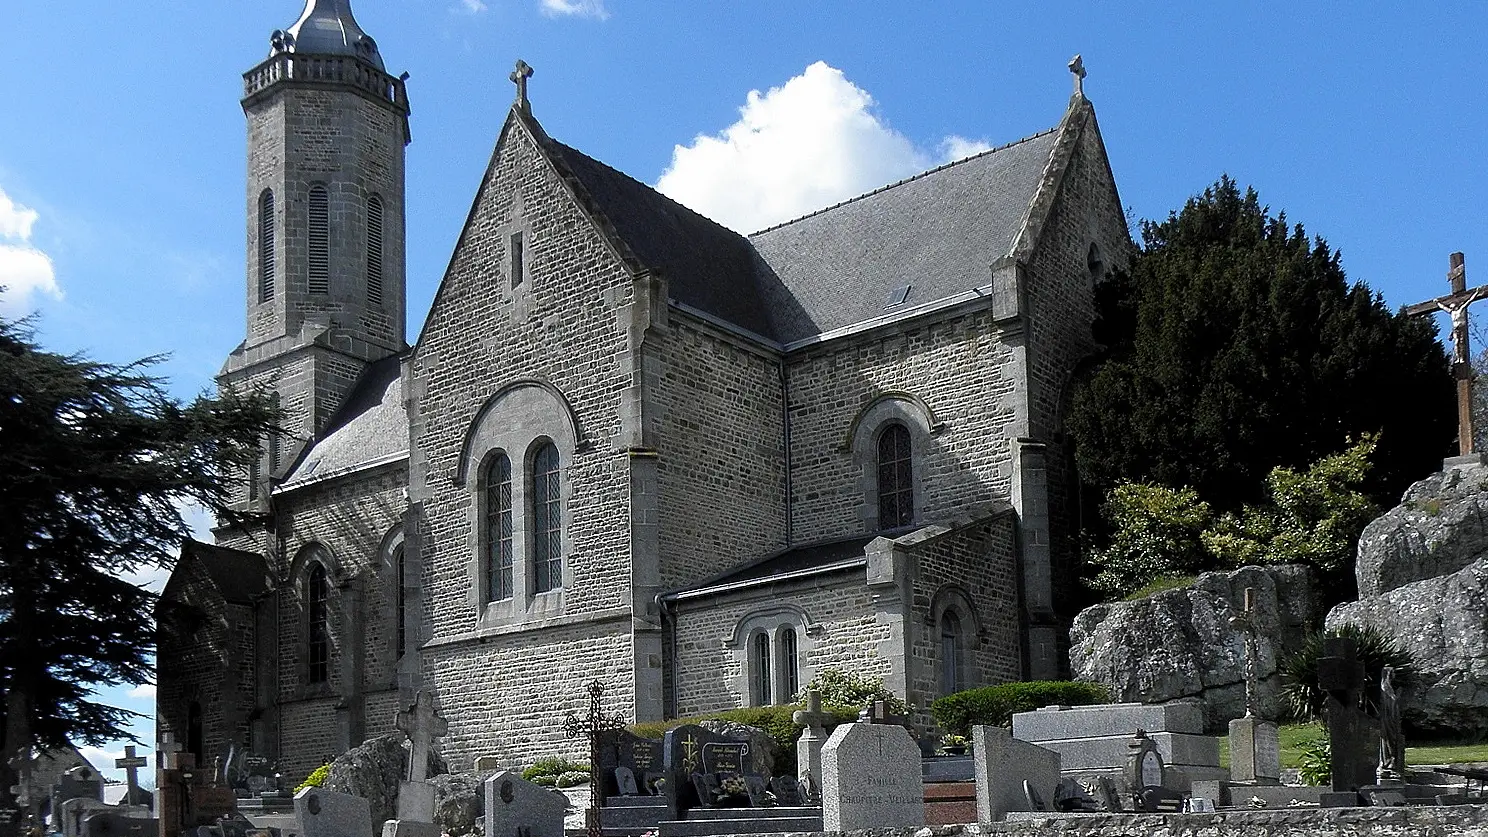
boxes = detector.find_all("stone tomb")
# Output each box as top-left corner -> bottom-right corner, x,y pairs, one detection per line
1012,702 -> 1223,789
597,730 -> 669,836
972,725 -> 1061,821
1228,715 -> 1281,784
81,808 -> 157,837
820,723 -> 924,831
483,771 -> 567,837
295,788 -> 372,837
661,725 -> 768,819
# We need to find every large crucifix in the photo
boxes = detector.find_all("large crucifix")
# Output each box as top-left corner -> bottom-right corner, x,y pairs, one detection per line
562,681 -> 626,837
1405,252 -> 1487,456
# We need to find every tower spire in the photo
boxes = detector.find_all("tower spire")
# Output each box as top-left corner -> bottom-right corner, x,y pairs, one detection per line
270,0 -> 385,70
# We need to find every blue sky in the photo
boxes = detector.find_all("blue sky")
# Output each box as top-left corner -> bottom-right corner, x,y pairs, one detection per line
4,1 -> 1486,781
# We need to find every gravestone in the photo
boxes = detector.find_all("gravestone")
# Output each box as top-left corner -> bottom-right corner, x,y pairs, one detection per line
791,690 -> 834,798
116,748 -> 151,807
614,767 -> 639,797
971,725 -> 1060,821
1126,731 -> 1170,812
1228,716 -> 1280,785
820,722 -> 923,831
662,724 -> 764,819
1317,636 -> 1379,804
157,752 -> 238,837
83,809 -> 157,837
295,787 -> 372,837
596,731 -> 667,837
482,771 -> 566,837
1011,702 -> 1222,788
384,691 -> 446,837
599,730 -> 663,797
58,796 -> 112,837
54,764 -> 104,811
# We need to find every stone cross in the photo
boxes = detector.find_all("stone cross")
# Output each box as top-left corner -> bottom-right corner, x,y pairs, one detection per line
510,60 -> 534,111
158,733 -> 184,770
1068,54 -> 1086,97
115,746 -> 149,806
1228,587 -> 1260,717
792,689 -> 835,799
1405,252 -> 1487,455
396,690 -> 448,783
1316,636 -> 1375,792
562,681 -> 626,837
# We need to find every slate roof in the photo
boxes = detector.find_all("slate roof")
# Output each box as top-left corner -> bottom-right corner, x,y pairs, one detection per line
749,129 -> 1060,343
279,353 -> 408,491
181,540 -> 271,604
545,141 -> 775,338
664,532 -> 894,599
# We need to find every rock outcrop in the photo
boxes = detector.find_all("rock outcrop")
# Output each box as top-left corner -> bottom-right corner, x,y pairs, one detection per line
323,733 -> 447,827
430,772 -> 489,837
1354,462 -> 1488,597
1328,555 -> 1488,736
1069,564 -> 1315,731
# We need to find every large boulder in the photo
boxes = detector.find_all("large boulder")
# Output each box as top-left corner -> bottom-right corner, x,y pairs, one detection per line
322,734 -> 447,827
1328,555 -> 1488,736
1069,564 -> 1315,731
430,772 -> 489,837
1354,461 -> 1488,597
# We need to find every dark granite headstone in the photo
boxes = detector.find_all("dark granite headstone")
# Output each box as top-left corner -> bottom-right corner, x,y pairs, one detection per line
662,725 -> 738,818
597,730 -> 664,798
769,775 -> 802,807
614,767 -> 639,797
1318,636 -> 1380,794
699,741 -> 750,777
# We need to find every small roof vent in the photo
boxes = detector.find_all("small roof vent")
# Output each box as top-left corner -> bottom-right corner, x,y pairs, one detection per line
886,284 -> 912,308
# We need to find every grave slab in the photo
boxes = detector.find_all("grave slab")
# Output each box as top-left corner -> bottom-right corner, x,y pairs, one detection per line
821,723 -> 923,831
972,725 -> 1060,822
294,788 -> 372,837
483,770 -> 566,837
1025,731 -> 1224,784
1012,702 -> 1205,740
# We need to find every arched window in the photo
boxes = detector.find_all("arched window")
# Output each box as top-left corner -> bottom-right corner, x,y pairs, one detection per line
307,562 -> 329,684
531,443 -> 562,593
486,453 -> 513,602
308,184 -> 330,294
395,546 -> 407,655
940,610 -> 962,695
751,632 -> 772,706
1087,242 -> 1106,285
779,626 -> 799,699
877,423 -> 914,529
367,194 -> 385,305
258,190 -> 275,303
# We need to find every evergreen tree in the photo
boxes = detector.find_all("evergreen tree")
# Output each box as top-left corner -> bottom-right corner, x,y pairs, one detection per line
0,315 -> 275,815
1069,177 -> 1454,516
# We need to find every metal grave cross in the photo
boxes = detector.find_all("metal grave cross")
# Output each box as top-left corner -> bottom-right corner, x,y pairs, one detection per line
396,690 -> 448,783
116,745 -> 149,805
1227,587 -> 1260,717
562,681 -> 626,837
510,60 -> 534,111
1405,252 -> 1488,455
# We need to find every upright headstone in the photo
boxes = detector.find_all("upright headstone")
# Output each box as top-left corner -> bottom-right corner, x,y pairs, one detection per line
385,691 -> 447,837
791,690 -> 833,800
1228,717 -> 1280,785
116,747 -> 151,807
970,725 -> 1060,822
483,771 -> 566,837
295,788 -> 372,837
1317,636 -> 1379,804
820,722 -> 923,831
597,730 -> 663,797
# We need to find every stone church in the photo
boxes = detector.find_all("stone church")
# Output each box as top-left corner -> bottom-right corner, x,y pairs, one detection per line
157,0 -> 1132,777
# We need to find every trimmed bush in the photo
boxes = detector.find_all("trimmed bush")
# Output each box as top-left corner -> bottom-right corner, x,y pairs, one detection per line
930,681 -> 1110,736
521,757 -> 589,782
294,763 -> 331,794
629,704 -> 859,775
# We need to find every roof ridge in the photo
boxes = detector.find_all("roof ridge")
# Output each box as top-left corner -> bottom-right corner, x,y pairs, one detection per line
747,125 -> 1060,237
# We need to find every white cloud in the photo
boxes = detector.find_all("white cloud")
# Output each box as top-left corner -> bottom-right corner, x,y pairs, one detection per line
459,0 -> 487,12
540,0 -> 609,20
0,186 -> 61,316
656,62 -> 995,234
127,684 -> 157,701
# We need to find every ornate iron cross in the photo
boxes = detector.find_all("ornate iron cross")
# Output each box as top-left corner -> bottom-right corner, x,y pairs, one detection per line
561,681 -> 626,837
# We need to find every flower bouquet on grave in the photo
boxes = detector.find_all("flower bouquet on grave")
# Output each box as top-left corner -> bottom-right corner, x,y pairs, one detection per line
711,775 -> 751,808
940,733 -> 970,756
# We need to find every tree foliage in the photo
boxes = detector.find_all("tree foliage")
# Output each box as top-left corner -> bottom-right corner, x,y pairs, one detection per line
0,315 -> 276,764
1070,177 -> 1454,516
1085,483 -> 1212,599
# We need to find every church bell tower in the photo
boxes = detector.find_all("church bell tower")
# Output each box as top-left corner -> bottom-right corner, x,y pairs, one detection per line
222,0 -> 411,501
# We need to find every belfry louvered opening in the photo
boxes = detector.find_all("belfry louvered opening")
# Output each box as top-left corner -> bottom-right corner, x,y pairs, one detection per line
308,185 -> 330,294
258,190 -> 275,303
367,194 -> 385,305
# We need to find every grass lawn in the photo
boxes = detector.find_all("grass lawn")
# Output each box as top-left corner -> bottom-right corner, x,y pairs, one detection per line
1218,722 -> 1488,772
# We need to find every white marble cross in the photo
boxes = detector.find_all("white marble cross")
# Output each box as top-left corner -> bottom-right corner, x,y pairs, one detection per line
115,746 -> 149,804
396,691 -> 447,782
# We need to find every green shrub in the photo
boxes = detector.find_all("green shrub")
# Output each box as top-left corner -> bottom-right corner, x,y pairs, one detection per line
294,763 -> 331,793
931,681 -> 1110,736
555,771 -> 589,788
629,704 -> 858,775
1085,483 -> 1214,600
794,669 -> 909,717
521,757 -> 589,782
1298,734 -> 1331,786
1278,623 -> 1415,722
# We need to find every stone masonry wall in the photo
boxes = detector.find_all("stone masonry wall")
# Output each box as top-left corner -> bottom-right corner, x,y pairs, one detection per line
785,311 -> 1020,543
654,316 -> 787,589
905,514 -> 1021,713
408,115 -> 640,764
670,573 -> 888,717
1018,103 -> 1132,622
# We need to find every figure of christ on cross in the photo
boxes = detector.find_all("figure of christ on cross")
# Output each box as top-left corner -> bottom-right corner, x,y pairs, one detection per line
1405,252 -> 1487,456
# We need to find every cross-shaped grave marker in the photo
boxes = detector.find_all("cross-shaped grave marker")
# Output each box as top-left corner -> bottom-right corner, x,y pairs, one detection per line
396,690 -> 448,783
509,59 -> 534,112
1316,636 -> 1377,793
1405,252 -> 1487,456
116,746 -> 149,806
791,689 -> 834,800
562,681 -> 626,837
158,733 -> 184,771
1228,587 -> 1261,717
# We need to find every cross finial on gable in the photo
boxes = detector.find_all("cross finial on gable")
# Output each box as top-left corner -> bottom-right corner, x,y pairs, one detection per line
1068,54 -> 1086,97
510,59 -> 534,112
